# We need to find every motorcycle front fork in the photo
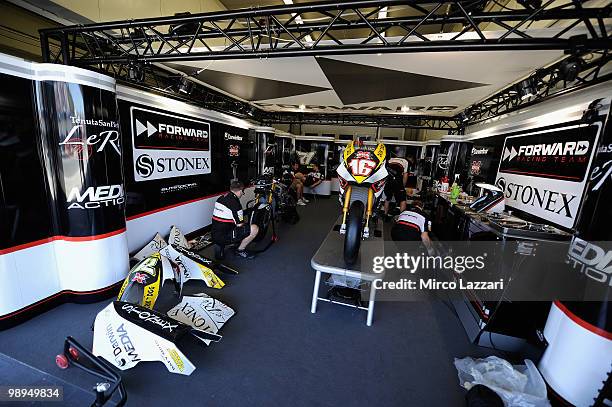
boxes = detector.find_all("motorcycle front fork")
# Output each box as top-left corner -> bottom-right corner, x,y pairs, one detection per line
340,186 -> 374,238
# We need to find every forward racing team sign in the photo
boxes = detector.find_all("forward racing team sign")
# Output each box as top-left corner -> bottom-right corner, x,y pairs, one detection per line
130,107 -> 211,182
495,123 -> 601,229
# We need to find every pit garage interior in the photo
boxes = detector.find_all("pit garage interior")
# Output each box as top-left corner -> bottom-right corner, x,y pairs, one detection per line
0,1 -> 611,406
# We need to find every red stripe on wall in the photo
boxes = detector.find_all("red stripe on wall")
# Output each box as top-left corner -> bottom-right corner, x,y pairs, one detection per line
0,281 -> 122,321
0,228 -> 127,256
126,192 -> 226,221
553,300 -> 612,340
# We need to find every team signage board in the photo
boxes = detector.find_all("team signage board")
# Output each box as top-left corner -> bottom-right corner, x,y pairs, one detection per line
131,107 -> 212,182
495,123 -> 601,229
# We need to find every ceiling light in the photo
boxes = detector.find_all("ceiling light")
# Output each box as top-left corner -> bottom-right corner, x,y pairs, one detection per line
178,76 -> 194,95
458,112 -> 469,123
299,104 -> 306,110
401,105 -> 410,113
168,12 -> 199,37
559,58 -> 582,82
127,62 -> 144,82
517,79 -> 534,100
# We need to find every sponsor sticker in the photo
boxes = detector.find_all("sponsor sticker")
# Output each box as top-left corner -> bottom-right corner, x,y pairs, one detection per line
131,272 -> 148,284
59,116 -> 121,160
66,184 -> 124,210
495,123 -> 601,228
131,107 -> 212,181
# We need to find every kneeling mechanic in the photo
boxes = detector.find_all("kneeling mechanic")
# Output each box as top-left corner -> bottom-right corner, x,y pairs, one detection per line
212,180 -> 259,259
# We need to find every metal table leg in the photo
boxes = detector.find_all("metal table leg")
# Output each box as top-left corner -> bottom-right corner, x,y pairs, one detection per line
311,270 -> 322,314
366,282 -> 377,326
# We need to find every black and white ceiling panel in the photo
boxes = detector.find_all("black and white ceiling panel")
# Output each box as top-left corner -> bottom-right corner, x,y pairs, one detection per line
165,49 -> 562,116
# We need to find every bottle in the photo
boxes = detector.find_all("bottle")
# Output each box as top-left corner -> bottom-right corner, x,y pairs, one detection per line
450,174 -> 461,202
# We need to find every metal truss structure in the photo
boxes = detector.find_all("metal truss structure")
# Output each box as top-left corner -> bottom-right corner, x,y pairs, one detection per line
37,0 -> 611,129
257,111 -> 460,130
462,48 -> 611,125
109,63 -> 258,117
39,0 -> 610,65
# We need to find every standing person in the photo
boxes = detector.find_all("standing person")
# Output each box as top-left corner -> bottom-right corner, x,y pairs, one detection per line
289,162 -> 309,205
383,158 -> 408,220
391,200 -> 432,251
212,180 -> 259,259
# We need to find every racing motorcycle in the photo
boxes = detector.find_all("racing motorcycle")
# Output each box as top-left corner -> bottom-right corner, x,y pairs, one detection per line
246,174 -> 299,251
336,141 -> 388,265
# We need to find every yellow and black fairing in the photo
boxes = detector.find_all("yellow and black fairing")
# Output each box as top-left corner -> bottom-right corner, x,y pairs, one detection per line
117,253 -> 181,310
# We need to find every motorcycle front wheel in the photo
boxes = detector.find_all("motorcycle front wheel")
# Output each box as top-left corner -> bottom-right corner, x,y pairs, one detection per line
343,200 -> 364,265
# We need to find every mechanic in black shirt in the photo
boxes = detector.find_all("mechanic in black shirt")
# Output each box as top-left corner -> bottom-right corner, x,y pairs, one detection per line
212,181 -> 259,259
383,160 -> 408,220
391,200 -> 432,250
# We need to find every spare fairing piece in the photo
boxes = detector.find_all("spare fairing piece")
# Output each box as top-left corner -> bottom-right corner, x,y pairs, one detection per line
174,244 -> 239,276
167,294 -> 235,345
160,245 -> 226,288
131,233 -> 168,262
168,225 -> 190,249
93,302 -> 221,375
117,253 -> 182,309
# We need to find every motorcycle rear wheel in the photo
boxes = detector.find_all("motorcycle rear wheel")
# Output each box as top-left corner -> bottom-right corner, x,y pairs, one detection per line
343,200 -> 364,265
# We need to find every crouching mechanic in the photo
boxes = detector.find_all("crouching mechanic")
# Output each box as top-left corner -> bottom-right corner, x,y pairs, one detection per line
212,181 -> 259,259
391,200 -> 433,253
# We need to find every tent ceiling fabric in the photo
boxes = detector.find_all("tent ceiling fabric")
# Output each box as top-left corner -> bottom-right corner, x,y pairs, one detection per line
166,49 -> 562,116
314,57 -> 489,105
166,63 -> 331,101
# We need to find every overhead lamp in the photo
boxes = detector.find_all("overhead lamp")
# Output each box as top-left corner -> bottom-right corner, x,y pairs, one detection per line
169,12 -> 200,37
458,112 -> 469,123
401,105 -> 410,113
582,98 -> 603,123
127,62 -> 144,82
517,0 -> 543,10
178,76 -> 194,95
559,57 -> 582,82
517,79 -> 534,100
298,104 -> 306,110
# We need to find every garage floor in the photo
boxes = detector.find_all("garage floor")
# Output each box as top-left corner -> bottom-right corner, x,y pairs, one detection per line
0,198 -> 502,406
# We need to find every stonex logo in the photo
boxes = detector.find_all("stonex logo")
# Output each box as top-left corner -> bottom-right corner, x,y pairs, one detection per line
66,184 -> 124,210
496,177 -> 576,218
135,154 -> 210,179
168,303 -> 209,330
130,107 -> 212,181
